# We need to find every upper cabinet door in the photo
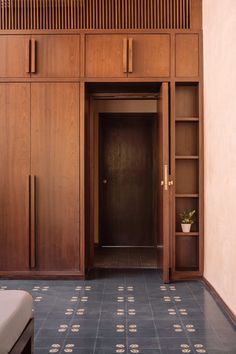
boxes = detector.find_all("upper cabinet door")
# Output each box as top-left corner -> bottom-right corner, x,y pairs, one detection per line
0,84 -> 30,271
0,36 -> 31,78
127,35 -> 170,78
175,34 -> 199,77
85,35 -> 127,78
31,35 -> 80,78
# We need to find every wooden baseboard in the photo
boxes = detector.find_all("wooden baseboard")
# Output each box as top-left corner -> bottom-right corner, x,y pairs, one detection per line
0,271 -> 85,280
203,277 -> 236,326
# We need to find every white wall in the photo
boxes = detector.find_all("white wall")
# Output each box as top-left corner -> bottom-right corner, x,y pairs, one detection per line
203,0 -> 236,315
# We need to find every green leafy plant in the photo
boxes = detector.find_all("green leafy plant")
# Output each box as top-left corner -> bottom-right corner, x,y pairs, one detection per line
179,209 -> 196,224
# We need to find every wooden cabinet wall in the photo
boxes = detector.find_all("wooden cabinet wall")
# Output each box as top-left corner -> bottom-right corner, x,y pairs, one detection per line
0,29 -> 202,279
0,82 -> 80,275
85,34 -> 170,78
0,33 -> 199,80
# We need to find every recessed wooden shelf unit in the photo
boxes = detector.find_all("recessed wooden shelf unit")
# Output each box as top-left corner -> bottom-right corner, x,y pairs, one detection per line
174,82 -> 202,276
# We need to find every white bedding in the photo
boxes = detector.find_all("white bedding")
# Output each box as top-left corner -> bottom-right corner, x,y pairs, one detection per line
0,290 -> 33,354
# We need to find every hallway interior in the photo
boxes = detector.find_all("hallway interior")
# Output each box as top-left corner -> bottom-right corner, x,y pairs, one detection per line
1,270 -> 235,354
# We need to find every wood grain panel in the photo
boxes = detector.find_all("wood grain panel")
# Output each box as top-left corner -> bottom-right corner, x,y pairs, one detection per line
176,83 -> 199,118
100,114 -> 154,246
176,236 -> 199,270
128,34 -> 170,78
31,34 -> 80,78
176,34 -> 199,77
0,83 -> 30,270
191,0 -> 202,30
0,0 -> 193,30
85,34 -> 127,78
176,159 -> 198,194
175,122 -> 198,156
31,83 -> 80,271
0,35 -> 30,78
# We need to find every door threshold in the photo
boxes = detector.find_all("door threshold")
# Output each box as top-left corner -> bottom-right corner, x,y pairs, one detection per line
93,266 -> 160,270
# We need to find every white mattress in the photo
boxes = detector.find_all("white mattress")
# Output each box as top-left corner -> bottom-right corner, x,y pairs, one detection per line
0,290 -> 33,354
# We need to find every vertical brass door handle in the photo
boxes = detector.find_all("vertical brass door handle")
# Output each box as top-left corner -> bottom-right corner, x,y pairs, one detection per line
25,39 -> 31,73
123,37 -> 128,73
30,175 -> 36,268
31,38 -> 36,73
164,165 -> 168,190
128,38 -> 133,73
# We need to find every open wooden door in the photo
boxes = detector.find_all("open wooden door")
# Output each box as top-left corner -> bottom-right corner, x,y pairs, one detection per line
159,82 -> 170,283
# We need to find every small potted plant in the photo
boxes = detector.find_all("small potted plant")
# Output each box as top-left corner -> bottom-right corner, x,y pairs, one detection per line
179,210 -> 196,233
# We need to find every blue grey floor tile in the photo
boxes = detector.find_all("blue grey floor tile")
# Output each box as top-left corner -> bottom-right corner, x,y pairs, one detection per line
0,269 -> 235,354
159,337 -> 191,351
127,336 -> 161,349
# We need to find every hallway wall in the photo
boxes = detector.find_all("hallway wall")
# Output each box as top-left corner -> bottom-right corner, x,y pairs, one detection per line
203,0 -> 236,316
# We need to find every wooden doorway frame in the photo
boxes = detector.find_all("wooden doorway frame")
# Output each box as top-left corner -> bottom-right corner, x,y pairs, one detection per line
86,85 -> 171,281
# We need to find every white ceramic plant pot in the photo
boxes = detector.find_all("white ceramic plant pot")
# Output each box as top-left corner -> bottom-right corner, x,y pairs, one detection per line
181,224 -> 191,233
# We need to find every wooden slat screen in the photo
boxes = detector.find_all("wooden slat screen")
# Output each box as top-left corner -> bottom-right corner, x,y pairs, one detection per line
0,0 -> 191,30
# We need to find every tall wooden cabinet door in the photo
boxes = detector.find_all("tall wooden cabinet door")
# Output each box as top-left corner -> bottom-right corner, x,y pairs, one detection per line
85,35 -> 128,78
0,84 -> 30,270
31,35 -> 80,78
0,36 -> 31,78
31,83 -> 80,271
128,35 -> 170,78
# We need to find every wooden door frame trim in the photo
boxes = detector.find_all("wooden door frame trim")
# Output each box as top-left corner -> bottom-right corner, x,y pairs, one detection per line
160,82 -> 171,283
86,90 -> 171,272
79,82 -> 86,274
